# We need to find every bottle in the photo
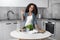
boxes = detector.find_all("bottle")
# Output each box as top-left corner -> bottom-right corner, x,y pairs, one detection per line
39,14 -> 41,19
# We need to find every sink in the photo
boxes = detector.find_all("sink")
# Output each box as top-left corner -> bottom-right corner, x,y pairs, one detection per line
13,22 -> 17,24
0,20 -> 20,25
2,20 -> 17,25
6,23 -> 11,25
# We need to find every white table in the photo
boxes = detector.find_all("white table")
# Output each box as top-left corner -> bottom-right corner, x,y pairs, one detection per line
10,30 -> 52,40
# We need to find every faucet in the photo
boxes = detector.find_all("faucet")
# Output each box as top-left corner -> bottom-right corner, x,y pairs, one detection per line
7,10 -> 14,20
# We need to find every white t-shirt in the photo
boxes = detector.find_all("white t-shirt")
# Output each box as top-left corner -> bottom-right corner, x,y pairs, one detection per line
25,15 -> 33,26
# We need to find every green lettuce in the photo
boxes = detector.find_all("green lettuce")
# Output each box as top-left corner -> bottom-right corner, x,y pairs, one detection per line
26,24 -> 33,31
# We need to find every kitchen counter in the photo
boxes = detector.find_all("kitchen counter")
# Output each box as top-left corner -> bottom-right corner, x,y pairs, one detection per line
0,18 -> 56,21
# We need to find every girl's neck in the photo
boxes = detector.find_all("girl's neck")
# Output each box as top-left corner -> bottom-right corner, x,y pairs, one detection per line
28,12 -> 32,16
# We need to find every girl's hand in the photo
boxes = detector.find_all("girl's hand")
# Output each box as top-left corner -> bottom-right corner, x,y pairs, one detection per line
20,9 -> 25,21
21,9 -> 25,15
35,24 -> 41,30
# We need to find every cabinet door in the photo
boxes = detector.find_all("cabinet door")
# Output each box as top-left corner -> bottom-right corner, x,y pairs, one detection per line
55,22 -> 60,40
0,23 -> 17,40
0,0 -> 48,7
18,0 -> 48,7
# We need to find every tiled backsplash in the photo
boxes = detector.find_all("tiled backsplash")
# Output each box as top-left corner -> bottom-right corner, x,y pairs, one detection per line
0,7 -> 46,20
0,7 -> 19,20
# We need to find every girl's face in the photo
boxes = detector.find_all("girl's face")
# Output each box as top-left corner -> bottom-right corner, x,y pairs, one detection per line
29,5 -> 34,12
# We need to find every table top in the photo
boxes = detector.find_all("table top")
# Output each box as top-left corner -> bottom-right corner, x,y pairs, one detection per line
10,30 -> 52,39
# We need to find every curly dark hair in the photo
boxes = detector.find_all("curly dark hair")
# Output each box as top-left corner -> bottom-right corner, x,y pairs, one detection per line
25,3 -> 38,16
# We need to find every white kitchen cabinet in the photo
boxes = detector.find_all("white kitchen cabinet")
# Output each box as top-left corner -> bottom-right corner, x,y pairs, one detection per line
0,0 -> 48,7
0,21 -> 17,40
55,21 -> 60,40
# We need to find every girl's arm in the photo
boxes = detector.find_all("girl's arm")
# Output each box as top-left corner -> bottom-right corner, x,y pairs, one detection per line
35,24 -> 41,30
34,15 -> 41,30
21,9 -> 25,21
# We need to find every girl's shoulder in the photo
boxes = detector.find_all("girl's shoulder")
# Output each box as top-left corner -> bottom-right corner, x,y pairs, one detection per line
32,13 -> 36,17
32,13 -> 35,16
